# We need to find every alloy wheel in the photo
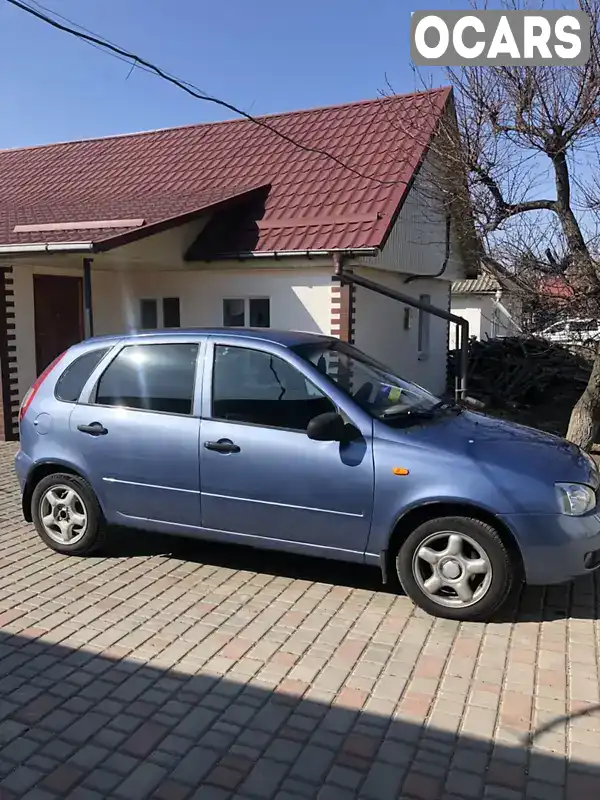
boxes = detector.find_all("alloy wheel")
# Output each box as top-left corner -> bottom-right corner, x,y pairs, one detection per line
39,484 -> 88,545
412,530 -> 492,608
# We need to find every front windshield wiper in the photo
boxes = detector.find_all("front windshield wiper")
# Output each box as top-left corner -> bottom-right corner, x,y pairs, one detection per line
379,400 -> 461,421
379,406 -> 437,420
432,400 -> 462,414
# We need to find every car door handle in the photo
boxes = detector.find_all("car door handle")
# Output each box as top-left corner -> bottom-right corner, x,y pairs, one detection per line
77,422 -> 108,436
204,439 -> 240,454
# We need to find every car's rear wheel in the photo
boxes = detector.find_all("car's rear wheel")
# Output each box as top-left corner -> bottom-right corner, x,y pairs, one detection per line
396,516 -> 516,621
31,473 -> 105,555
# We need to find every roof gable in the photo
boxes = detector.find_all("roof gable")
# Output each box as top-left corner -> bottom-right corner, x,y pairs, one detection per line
0,88 -> 452,254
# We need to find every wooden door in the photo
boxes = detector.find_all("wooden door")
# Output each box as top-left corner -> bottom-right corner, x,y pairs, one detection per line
34,275 -> 83,375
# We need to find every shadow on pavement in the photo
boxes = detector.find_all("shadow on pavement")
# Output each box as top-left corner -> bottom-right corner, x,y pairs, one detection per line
0,628 -> 597,799
102,526 -> 600,624
103,527 -> 389,594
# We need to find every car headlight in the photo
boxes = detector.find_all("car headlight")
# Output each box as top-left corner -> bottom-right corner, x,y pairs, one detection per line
555,483 -> 597,516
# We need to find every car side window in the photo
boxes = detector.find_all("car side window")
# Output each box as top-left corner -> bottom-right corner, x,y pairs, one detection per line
94,343 -> 199,415
211,345 -> 335,431
55,348 -> 110,403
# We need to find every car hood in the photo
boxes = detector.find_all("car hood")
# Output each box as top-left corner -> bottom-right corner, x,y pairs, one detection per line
390,410 -> 598,488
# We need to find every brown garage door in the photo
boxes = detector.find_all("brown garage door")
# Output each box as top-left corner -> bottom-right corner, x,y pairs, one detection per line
34,274 -> 84,375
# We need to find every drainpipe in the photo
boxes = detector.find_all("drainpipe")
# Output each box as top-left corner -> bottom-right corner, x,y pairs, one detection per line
82,257 -> 94,339
404,212 -> 452,284
333,255 -> 469,401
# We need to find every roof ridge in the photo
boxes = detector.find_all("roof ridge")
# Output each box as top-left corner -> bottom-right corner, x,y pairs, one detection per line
0,86 -> 451,156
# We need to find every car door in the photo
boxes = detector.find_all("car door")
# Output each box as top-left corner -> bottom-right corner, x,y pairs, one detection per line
70,338 -> 203,529
198,338 -> 374,558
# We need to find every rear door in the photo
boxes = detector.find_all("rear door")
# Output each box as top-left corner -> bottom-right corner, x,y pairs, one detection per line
70,338 -> 203,529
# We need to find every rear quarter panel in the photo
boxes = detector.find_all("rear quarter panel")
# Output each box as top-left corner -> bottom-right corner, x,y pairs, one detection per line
18,344 -> 118,510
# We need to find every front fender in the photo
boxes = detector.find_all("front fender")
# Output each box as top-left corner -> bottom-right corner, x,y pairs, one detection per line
365,436 -> 520,558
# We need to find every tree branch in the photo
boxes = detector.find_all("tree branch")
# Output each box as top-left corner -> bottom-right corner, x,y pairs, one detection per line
471,163 -> 556,229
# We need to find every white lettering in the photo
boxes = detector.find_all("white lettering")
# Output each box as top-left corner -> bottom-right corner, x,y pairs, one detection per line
523,16 -> 552,58
487,15 -> 521,59
414,15 -> 450,60
453,16 -> 486,59
555,15 -> 582,59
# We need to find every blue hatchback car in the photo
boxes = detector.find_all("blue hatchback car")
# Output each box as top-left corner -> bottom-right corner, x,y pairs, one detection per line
14,328 -> 600,621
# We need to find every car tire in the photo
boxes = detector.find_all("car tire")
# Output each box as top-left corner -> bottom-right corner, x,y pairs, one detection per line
396,516 -> 517,622
31,473 -> 106,556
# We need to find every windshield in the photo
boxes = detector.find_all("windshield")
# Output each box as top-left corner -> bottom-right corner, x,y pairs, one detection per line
292,340 -> 444,421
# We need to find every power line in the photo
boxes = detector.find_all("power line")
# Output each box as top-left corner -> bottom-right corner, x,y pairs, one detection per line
24,0 -> 213,97
6,0 -> 406,188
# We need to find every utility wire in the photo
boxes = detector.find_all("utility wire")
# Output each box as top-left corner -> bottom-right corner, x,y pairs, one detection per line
6,0 -> 407,187
24,0 -> 214,97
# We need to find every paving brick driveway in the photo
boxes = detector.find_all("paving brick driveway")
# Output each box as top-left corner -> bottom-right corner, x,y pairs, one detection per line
0,443 -> 598,799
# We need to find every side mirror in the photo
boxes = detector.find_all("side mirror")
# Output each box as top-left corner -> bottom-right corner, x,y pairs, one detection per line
307,411 -> 349,442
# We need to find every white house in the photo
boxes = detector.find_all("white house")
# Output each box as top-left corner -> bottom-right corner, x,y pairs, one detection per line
0,87 -> 476,440
450,265 -> 523,348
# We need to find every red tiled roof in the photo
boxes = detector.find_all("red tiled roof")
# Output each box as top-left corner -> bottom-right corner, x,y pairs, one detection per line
0,186 -> 269,248
539,276 -> 574,299
0,87 -> 451,254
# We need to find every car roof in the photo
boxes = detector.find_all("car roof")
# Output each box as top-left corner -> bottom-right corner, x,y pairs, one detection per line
78,328 -> 335,349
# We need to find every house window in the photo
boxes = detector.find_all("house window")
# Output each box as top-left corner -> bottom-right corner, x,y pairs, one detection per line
139,298 -> 181,330
140,299 -> 158,330
163,297 -> 181,328
418,294 -> 431,358
223,298 -> 270,328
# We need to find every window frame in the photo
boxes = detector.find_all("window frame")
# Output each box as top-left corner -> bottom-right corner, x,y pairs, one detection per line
139,297 -> 181,330
206,341 -> 338,434
222,296 -> 271,328
139,298 -> 159,330
77,337 -> 205,418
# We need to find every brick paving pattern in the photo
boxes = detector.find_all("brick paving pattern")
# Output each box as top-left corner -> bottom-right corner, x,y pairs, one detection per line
0,442 -> 598,798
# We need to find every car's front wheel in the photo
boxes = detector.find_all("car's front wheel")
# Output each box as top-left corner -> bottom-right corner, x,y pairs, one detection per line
31,473 -> 105,555
396,516 -> 517,621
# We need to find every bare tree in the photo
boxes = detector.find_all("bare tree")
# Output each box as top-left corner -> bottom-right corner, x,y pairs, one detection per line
407,0 -> 600,450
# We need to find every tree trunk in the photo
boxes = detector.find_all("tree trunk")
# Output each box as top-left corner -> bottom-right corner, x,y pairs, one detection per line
566,345 -> 600,450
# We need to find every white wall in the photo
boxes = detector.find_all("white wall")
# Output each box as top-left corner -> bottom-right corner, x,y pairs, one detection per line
449,296 -> 483,348
450,292 -> 522,348
356,146 -> 468,282
108,267 -> 333,334
11,262 -> 333,401
353,267 -> 451,395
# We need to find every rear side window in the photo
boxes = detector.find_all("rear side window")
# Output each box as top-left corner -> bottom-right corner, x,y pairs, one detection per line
94,343 -> 198,415
55,348 -> 110,403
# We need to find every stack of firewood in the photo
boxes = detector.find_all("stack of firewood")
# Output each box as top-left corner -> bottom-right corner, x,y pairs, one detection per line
447,336 -> 591,409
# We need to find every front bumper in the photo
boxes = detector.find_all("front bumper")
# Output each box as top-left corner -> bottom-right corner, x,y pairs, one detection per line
501,511 -> 600,585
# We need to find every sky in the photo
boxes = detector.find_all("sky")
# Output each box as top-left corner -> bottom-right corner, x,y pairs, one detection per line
0,0 -> 471,149
0,0 -> 586,241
